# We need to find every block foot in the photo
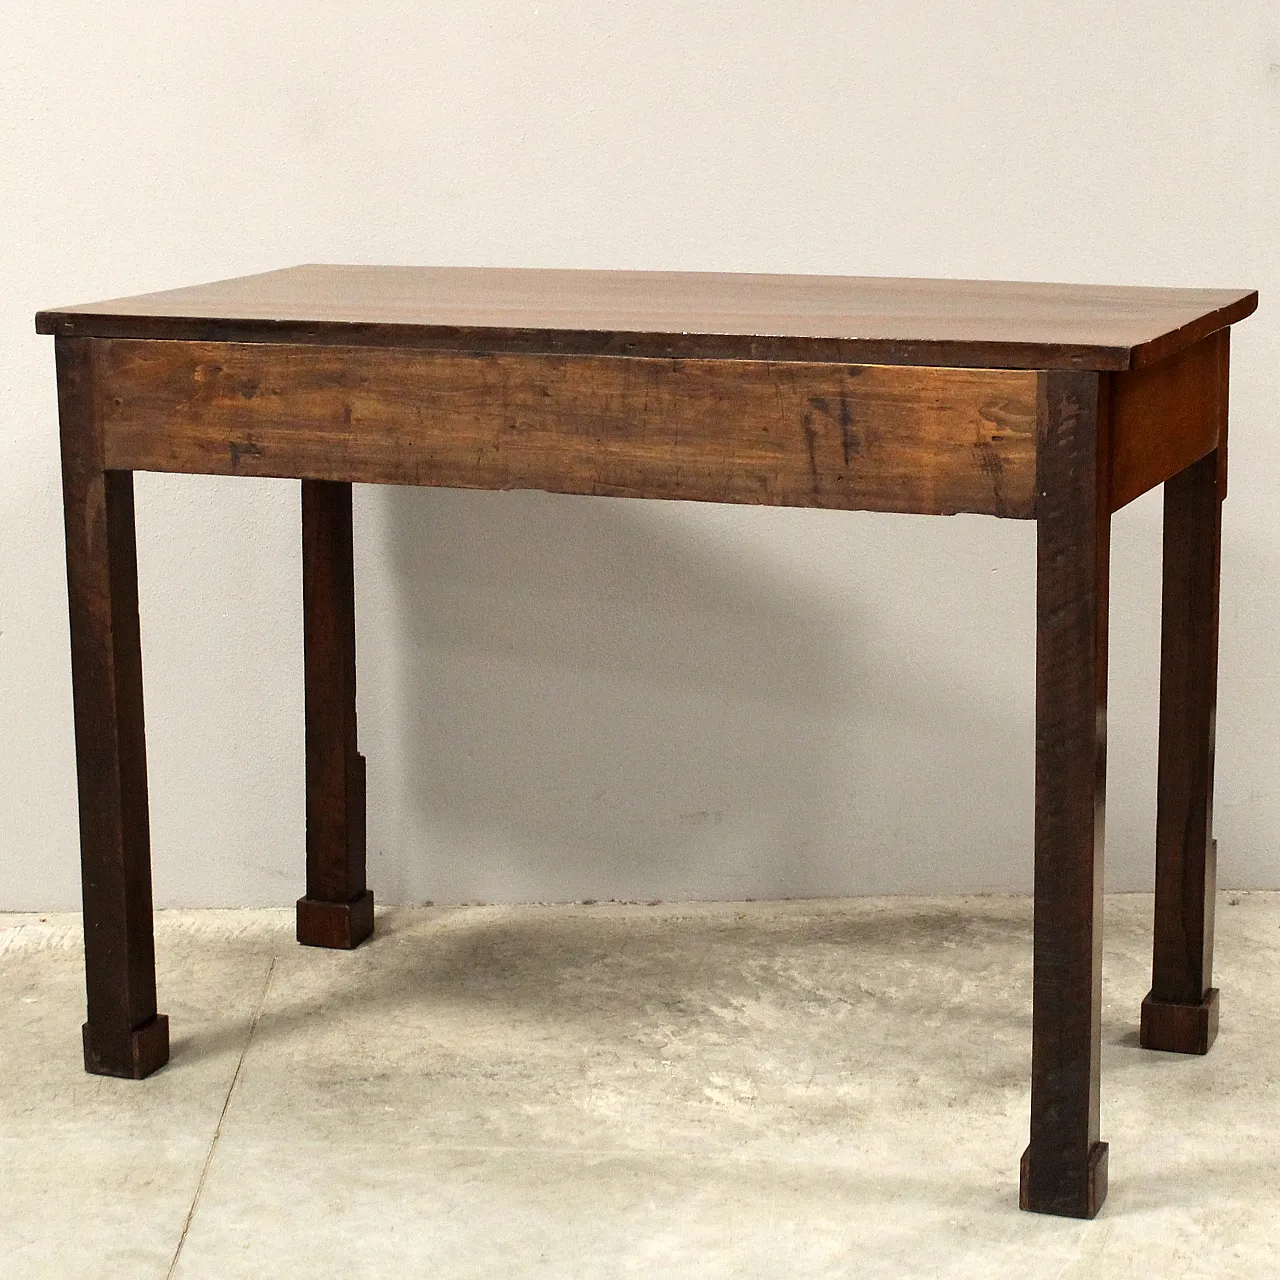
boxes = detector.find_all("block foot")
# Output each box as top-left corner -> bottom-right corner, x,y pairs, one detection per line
297,890 -> 375,949
82,1014 -> 170,1079
1140,987 -> 1219,1055
1019,1141 -> 1108,1218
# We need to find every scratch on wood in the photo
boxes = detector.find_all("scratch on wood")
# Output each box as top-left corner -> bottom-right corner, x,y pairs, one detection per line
809,393 -> 861,464
802,413 -> 820,494
976,441 -> 1007,517
838,396 -> 857,464
229,439 -> 263,469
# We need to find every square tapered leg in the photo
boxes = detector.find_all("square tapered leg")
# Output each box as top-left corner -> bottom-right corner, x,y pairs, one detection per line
1020,370 -> 1110,1218
58,337 -> 168,1078
1144,437 -> 1225,1056
297,479 -> 374,949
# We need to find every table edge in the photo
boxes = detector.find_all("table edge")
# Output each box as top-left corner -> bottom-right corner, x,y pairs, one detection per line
33,290 -> 1257,372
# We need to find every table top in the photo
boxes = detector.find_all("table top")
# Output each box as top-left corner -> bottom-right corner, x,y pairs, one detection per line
36,265 -> 1256,371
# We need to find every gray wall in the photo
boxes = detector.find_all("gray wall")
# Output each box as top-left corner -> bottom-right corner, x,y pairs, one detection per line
3,2 -> 1277,908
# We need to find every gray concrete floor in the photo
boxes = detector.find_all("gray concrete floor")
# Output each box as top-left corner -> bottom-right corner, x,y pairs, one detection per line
2,894 -> 1279,1278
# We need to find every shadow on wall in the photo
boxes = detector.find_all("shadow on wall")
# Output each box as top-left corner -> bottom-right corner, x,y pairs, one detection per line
372,485 -> 1034,904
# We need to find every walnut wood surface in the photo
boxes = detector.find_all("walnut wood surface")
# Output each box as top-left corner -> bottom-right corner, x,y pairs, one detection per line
95,340 -> 1038,518
41,269 -> 1258,1216
36,265 -> 1257,371
1021,370 -> 1109,1219
1141,985 -> 1220,1056
1142,446 -> 1223,1053
1108,330 -> 1228,511
56,337 -> 169,1078
298,479 -> 373,950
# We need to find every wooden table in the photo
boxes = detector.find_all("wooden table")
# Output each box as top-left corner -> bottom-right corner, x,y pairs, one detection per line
37,266 -> 1257,1217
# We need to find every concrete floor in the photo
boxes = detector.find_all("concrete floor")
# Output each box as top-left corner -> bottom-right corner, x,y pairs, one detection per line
2,894 -> 1279,1278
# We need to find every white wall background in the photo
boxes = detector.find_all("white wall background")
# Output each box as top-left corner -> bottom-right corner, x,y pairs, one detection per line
2,3 -> 1277,910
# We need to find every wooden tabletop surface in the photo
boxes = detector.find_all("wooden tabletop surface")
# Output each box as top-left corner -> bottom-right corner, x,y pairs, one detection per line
37,265 -> 1257,371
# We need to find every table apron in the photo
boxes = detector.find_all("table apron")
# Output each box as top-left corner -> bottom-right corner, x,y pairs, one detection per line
94,339 -> 1039,518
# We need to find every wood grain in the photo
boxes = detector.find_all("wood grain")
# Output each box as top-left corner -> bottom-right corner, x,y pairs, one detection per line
1142,445 -> 1223,1053
297,479 -> 373,949
36,265 -> 1257,371
1020,370 -> 1110,1219
1108,330 -> 1228,511
96,340 -> 1039,518
56,336 -> 169,1079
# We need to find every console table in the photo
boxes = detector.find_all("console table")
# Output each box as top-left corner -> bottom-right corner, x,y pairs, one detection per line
37,266 -> 1257,1217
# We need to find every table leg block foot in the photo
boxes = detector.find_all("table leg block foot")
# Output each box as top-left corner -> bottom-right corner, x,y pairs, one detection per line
297,890 -> 375,949
1019,1141 -> 1108,1218
82,1014 -> 170,1079
1140,987 -> 1219,1055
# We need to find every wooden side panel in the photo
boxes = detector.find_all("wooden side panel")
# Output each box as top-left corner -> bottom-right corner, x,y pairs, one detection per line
1109,329 -> 1227,512
98,341 -> 1039,518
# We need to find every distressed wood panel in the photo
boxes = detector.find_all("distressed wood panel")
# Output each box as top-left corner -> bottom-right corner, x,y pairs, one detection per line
97,340 -> 1038,517
1108,329 -> 1228,512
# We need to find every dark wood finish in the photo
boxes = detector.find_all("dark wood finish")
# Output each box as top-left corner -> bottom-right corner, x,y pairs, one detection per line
1108,330 -> 1228,511
94,341 -> 1039,518
297,479 -> 373,949
1020,370 -> 1110,1219
1142,985 -> 1220,1056
36,265 -> 1257,371
37,269 -> 1257,1216
1142,440 -> 1225,1053
297,889 -> 375,951
56,337 -> 169,1078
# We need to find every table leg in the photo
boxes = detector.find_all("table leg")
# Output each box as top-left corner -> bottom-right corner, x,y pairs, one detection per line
1020,371 -> 1109,1218
1141,447 -> 1223,1053
296,479 -> 373,948
57,337 -> 169,1078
